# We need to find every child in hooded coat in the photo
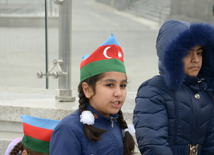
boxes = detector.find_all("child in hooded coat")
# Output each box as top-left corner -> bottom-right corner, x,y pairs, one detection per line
133,20 -> 214,155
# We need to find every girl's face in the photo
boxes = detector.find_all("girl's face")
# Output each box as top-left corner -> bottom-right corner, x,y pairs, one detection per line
182,45 -> 203,77
84,71 -> 127,117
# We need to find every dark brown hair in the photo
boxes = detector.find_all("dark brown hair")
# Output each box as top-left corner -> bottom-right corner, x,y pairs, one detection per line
78,73 -> 135,155
9,141 -> 49,155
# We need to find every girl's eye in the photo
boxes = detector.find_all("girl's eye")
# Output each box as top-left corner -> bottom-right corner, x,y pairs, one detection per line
197,52 -> 203,55
106,84 -> 113,87
120,84 -> 127,88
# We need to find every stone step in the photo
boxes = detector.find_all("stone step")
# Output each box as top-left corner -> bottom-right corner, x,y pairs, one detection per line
125,0 -> 171,23
0,131 -> 23,141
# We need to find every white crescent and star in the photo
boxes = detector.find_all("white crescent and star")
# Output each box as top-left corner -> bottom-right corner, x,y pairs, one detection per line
103,46 -> 122,59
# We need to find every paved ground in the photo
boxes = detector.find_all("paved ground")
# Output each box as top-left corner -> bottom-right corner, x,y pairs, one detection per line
0,0 -> 160,94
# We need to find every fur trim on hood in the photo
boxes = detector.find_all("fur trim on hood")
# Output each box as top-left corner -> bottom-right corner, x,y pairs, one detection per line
156,20 -> 214,90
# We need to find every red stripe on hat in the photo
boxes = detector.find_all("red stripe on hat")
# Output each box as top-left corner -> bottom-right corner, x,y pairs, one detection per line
23,122 -> 53,142
80,45 -> 124,69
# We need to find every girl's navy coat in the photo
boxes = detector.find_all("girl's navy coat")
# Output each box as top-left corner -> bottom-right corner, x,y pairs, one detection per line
50,103 -> 123,155
133,20 -> 214,155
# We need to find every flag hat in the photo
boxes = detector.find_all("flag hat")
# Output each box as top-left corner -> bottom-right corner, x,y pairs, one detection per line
80,34 -> 126,81
21,115 -> 60,154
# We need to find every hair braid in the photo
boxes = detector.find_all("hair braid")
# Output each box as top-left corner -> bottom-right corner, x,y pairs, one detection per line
117,110 -> 136,155
78,74 -> 107,142
78,81 -> 88,115
117,109 -> 128,129
9,141 -> 24,155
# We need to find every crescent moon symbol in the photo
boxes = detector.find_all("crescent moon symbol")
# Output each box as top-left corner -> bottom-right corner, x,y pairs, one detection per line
103,46 -> 112,59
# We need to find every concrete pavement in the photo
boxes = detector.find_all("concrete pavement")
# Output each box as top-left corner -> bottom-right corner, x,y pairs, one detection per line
0,0 -> 160,93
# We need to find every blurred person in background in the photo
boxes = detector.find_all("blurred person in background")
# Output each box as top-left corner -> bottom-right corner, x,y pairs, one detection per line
5,115 -> 59,155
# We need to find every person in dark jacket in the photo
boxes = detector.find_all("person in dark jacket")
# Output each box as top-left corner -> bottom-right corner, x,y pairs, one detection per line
50,34 -> 136,155
133,19 -> 214,155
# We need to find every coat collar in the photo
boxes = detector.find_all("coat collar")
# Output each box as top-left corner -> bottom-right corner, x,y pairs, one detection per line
86,103 -> 118,120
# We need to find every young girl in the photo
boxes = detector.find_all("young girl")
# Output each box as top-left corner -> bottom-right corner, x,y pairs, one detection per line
50,34 -> 135,155
133,20 -> 214,155
7,115 -> 59,155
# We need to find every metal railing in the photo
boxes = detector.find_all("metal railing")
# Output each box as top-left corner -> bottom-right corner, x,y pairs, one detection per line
37,0 -> 75,102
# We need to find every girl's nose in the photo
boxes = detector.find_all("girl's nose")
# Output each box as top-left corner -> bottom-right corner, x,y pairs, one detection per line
192,53 -> 199,62
114,87 -> 122,97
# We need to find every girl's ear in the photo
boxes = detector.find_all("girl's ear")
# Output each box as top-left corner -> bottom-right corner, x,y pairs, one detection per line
82,82 -> 93,99
22,150 -> 28,155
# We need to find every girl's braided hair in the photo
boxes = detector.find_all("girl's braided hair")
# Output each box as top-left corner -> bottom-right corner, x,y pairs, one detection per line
78,73 -> 135,155
9,141 -> 23,155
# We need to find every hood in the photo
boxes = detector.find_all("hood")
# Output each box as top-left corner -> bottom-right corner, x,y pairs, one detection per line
156,20 -> 214,90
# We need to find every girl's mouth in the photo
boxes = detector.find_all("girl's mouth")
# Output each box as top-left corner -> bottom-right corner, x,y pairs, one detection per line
113,101 -> 119,105
112,101 -> 121,108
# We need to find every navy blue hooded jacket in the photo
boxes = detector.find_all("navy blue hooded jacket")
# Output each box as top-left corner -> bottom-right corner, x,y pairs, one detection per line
50,103 -> 123,155
133,20 -> 214,155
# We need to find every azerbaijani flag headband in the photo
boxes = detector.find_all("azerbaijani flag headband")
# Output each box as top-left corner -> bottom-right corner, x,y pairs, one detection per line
21,115 -> 60,154
80,34 -> 126,81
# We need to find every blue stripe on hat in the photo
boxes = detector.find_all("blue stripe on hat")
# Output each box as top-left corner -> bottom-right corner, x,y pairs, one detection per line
21,115 -> 60,130
82,54 -> 90,60
100,33 -> 120,47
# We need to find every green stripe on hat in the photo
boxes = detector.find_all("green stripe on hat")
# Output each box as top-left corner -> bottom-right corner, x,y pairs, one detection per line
80,59 -> 126,81
22,135 -> 50,154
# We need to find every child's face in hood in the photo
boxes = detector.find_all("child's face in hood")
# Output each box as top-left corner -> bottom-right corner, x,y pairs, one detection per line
182,45 -> 203,77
